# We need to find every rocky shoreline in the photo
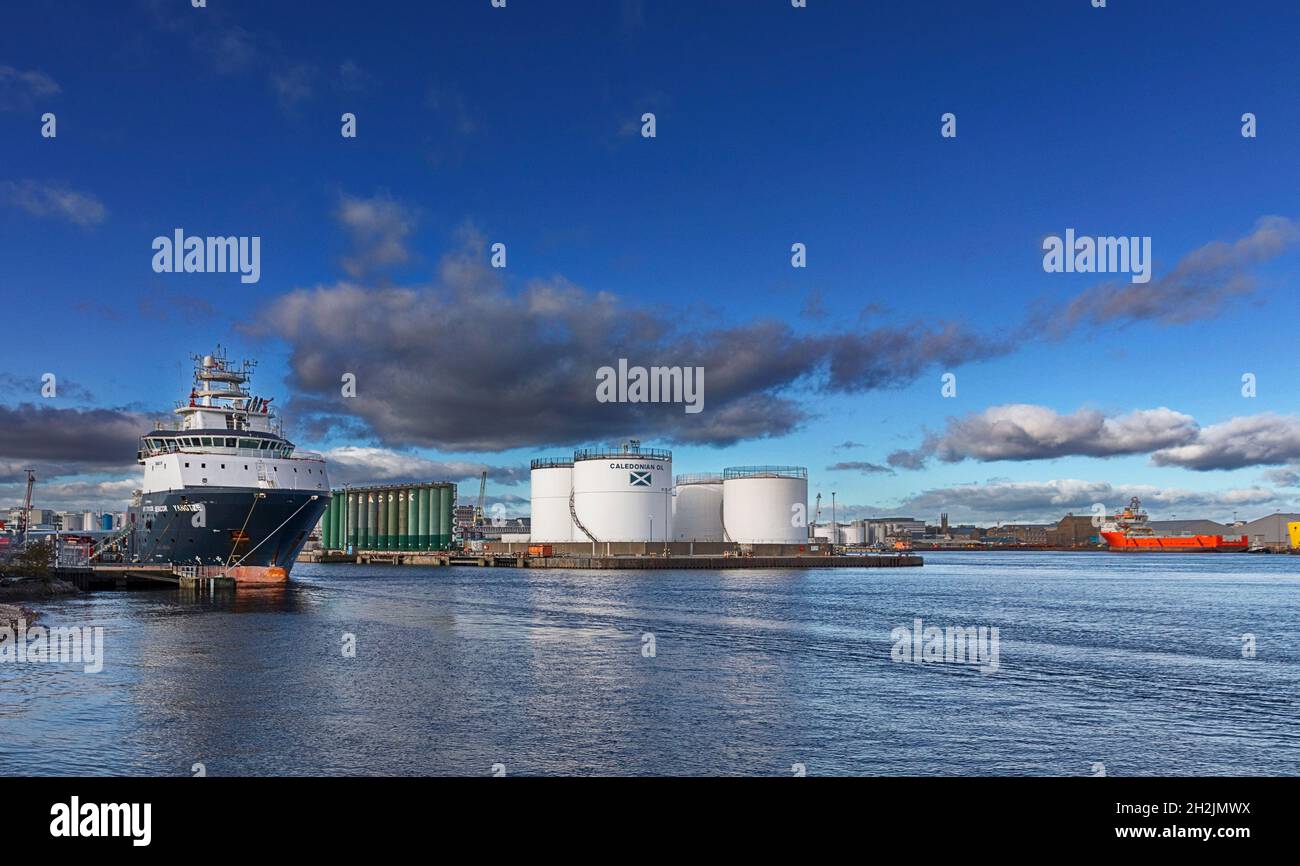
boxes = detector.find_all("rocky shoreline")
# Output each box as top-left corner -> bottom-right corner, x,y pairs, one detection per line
0,577 -> 82,626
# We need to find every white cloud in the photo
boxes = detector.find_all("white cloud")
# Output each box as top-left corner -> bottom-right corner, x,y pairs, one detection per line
0,180 -> 107,227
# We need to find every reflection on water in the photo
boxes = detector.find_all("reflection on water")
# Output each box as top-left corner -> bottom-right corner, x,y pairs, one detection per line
1,552 -> 1297,776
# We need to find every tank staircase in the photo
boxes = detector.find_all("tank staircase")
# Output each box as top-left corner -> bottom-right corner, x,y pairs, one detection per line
569,490 -> 599,544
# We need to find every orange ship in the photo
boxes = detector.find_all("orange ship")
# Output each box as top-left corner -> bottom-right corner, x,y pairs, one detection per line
1099,497 -> 1247,552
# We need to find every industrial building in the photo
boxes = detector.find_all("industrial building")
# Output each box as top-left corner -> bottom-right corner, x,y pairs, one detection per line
318,482 -> 456,552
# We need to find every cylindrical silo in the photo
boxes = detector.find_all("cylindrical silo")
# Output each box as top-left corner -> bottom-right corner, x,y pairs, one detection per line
419,487 -> 431,550
398,490 -> 409,550
673,473 -> 724,541
321,498 -> 334,549
347,491 -> 359,551
530,459 -> 576,542
375,490 -> 388,550
386,491 -> 399,550
408,488 -> 421,552
366,491 -> 377,546
571,443 -> 673,542
722,466 -> 808,544
438,486 -> 452,549
332,494 -> 344,549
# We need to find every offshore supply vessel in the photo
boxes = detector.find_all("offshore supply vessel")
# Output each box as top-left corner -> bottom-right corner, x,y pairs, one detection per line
1099,497 -> 1247,552
126,349 -> 329,582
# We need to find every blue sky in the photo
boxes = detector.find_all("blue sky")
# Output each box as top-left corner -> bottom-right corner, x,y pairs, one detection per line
3,0 -> 1300,523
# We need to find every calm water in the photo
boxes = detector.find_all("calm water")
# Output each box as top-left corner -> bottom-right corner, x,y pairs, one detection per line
2,552 -> 1297,776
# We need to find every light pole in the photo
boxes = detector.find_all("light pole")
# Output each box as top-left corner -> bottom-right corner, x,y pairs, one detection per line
831,492 -> 837,553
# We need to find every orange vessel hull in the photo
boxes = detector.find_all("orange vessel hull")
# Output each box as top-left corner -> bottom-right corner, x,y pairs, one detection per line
1101,532 -> 1247,552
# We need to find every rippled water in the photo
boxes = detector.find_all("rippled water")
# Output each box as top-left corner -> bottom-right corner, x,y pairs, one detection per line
2,552 -> 1297,776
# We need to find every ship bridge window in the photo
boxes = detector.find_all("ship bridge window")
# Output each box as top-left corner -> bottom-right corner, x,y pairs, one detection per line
226,438 -> 236,447
201,437 -> 212,446
239,438 -> 258,449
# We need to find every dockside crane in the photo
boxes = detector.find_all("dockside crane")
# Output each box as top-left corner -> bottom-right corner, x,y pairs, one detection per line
471,470 -> 488,538
19,469 -> 35,546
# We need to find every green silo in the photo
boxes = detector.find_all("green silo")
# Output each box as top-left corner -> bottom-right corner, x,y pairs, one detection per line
347,492 -> 359,551
376,491 -> 388,550
418,487 -> 431,550
368,492 -> 379,549
321,498 -> 334,549
403,488 -> 413,548
439,485 -> 453,549
427,486 -> 442,551
330,491 -> 340,546
384,488 -> 395,548
397,490 -> 409,550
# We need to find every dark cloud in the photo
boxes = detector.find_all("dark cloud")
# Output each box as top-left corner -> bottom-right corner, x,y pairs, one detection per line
894,479 -> 1287,524
248,231 -> 1004,451
826,461 -> 894,475
0,404 -> 149,482
1050,216 -> 1300,333
825,321 -> 1011,392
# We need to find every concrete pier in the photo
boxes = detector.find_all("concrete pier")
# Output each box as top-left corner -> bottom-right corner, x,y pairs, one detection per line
299,550 -> 923,569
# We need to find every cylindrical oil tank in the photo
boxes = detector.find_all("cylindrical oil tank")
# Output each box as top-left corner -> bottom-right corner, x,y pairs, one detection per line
398,490 -> 409,550
838,521 -> 866,545
419,487 -> 432,550
529,459 -> 576,542
438,486 -> 452,549
722,466 -> 808,544
347,491 -> 359,551
673,473 -> 724,541
572,444 -> 673,542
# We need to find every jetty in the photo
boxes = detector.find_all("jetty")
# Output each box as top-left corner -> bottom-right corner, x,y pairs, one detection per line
300,550 -> 922,570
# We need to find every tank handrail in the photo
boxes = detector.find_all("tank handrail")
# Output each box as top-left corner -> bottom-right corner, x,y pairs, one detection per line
530,458 -> 574,469
574,446 -> 672,461
675,473 -> 723,485
722,465 -> 807,480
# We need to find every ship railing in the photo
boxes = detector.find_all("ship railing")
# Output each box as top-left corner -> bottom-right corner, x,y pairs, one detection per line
173,565 -> 233,580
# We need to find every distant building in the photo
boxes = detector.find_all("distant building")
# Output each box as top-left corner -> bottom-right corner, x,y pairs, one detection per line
997,524 -> 1050,545
1048,514 -> 1100,547
1236,513 -> 1300,550
1147,519 -> 1230,535
866,518 -> 925,544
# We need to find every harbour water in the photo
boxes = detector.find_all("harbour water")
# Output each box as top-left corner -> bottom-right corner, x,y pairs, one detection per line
2,552 -> 1297,776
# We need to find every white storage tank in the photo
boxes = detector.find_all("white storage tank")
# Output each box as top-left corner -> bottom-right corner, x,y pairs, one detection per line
571,441 -> 673,542
529,458 -> 577,542
837,521 -> 866,546
722,466 -> 808,544
673,473 -> 724,541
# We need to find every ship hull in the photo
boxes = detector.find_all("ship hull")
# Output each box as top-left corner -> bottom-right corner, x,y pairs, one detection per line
1101,531 -> 1247,552
127,487 -> 328,581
